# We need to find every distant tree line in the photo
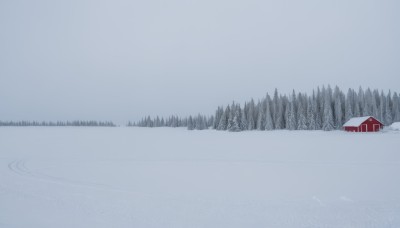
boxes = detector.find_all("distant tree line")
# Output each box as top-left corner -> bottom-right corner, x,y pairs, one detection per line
130,115 -> 214,130
0,120 -> 116,127
135,86 -> 400,131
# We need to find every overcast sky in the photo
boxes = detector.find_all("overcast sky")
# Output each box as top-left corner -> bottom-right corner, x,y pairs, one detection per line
1,0 -> 399,123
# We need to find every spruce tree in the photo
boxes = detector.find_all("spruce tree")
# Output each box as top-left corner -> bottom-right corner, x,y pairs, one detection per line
265,97 -> 274,130
384,92 -> 393,125
273,88 -> 279,125
274,96 -> 284,129
334,96 -> 342,129
195,114 -> 207,130
228,105 -> 243,132
187,116 -> 194,130
392,92 -> 400,122
213,107 -> 223,129
217,106 -> 230,130
256,100 -> 266,130
345,92 -> 353,122
288,91 -> 297,130
322,94 -> 335,131
307,98 -> 316,130
240,107 -> 248,130
247,100 -> 256,130
297,97 -> 307,130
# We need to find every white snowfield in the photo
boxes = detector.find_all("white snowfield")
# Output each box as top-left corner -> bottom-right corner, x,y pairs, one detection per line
390,122 -> 400,131
0,128 -> 399,228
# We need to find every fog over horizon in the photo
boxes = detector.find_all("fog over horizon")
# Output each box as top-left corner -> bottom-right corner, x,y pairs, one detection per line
1,0 -> 399,123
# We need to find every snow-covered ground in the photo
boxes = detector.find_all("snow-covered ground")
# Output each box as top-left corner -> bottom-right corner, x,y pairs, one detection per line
389,122 -> 400,131
0,127 -> 399,228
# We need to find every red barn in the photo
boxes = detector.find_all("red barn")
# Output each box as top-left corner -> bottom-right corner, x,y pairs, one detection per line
343,116 -> 383,132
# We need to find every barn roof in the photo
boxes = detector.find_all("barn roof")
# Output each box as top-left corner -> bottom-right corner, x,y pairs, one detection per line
343,116 -> 379,127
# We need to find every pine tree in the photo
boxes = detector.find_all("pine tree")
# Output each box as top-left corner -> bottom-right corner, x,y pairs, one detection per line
313,92 -> 321,130
285,100 -> 290,129
272,88 -> 279,125
226,104 -> 239,131
371,92 -> 379,119
354,100 -> 361,117
227,103 -> 235,130
247,100 -> 256,130
265,96 -> 274,130
345,89 -> 353,122
256,100 -> 266,130
297,96 -> 307,130
322,94 -> 335,131
227,105 -> 243,132
363,88 -> 372,116
195,114 -> 207,130
187,116 -> 194,130
384,91 -> 393,125
213,106 -> 224,129
287,91 -> 297,130
274,96 -> 284,129
334,96 -> 342,129
307,98 -> 316,130
358,86 -> 365,116
240,107 -> 248,130
315,87 -> 323,128
379,91 -> 385,122
392,92 -> 400,122
208,116 -> 215,128
217,106 -> 230,130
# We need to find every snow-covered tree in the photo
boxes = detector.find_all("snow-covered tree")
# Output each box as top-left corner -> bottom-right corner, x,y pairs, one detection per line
187,116 -> 194,130
227,104 -> 244,132
272,88 -> 279,125
132,86 -> 399,132
297,100 -> 307,130
345,89 -> 353,122
213,106 -> 224,129
334,96 -> 342,129
384,91 -> 393,125
307,98 -> 316,130
287,91 -> 297,130
274,96 -> 284,129
392,92 -> 400,122
322,92 -> 334,131
265,95 -> 274,130
241,108 -> 248,130
247,99 -> 256,130
256,100 -> 266,130
217,106 -> 230,130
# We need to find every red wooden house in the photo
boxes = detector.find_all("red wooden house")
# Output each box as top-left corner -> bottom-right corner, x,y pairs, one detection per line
343,116 -> 383,132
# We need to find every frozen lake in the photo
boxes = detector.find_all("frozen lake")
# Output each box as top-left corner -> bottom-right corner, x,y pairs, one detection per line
0,127 -> 399,227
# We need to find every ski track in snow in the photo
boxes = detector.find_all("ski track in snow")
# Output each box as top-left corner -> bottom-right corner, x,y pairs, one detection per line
5,158 -> 186,204
7,159 -> 111,189
4,157 -> 400,228
1,128 -> 400,228
5,158 -> 230,204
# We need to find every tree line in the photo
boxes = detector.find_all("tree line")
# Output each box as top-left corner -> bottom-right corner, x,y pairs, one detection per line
131,114 -> 214,130
0,120 -> 116,127
135,86 -> 400,131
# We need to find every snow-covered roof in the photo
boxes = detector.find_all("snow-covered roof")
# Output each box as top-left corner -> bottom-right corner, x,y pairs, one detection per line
343,116 -> 377,127
390,122 -> 400,131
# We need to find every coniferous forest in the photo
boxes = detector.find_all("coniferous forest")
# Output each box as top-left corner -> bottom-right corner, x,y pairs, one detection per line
134,86 -> 400,131
2,86 -> 399,131
0,120 -> 116,127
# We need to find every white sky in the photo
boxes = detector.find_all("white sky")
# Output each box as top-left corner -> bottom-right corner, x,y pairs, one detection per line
1,0 -> 399,123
